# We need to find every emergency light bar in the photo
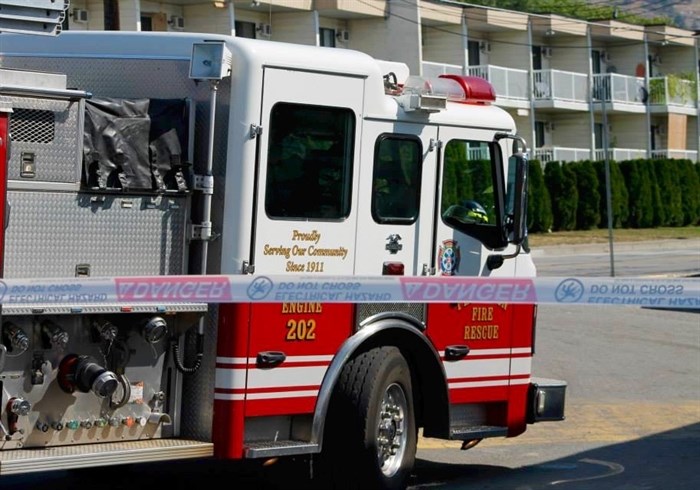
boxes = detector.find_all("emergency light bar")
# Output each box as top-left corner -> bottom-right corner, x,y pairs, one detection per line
398,74 -> 496,112
0,0 -> 68,37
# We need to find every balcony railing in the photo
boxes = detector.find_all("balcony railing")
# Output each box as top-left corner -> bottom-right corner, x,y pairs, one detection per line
593,148 -> 647,161
648,77 -> 697,107
421,61 -> 462,78
466,64 -> 529,100
421,62 -> 529,101
533,147 -> 591,163
650,149 -> 698,160
592,74 -> 647,104
533,69 -> 588,103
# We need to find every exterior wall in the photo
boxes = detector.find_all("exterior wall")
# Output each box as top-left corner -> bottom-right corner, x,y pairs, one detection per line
183,5 -> 231,35
492,31 -> 530,71
350,3 -> 421,74
607,114 -> 648,150
422,25 -> 465,67
550,116 -> 591,148
551,36 -> 588,73
87,0 -> 105,30
654,45 -> 696,74
603,44 -> 646,77
270,12 -> 317,45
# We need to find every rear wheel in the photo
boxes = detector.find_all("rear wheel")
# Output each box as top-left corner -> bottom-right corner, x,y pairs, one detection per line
320,346 -> 416,490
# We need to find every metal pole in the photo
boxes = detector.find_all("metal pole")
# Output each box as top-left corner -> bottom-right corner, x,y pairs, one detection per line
600,83 -> 615,277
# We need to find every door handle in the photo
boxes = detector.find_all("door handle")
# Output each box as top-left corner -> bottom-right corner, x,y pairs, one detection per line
256,351 -> 286,368
445,345 -> 470,360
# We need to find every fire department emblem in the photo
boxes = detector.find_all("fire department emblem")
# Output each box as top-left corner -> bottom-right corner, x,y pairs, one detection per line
438,240 -> 460,276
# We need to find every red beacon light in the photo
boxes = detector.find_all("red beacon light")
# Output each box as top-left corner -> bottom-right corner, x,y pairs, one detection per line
398,74 -> 496,111
438,74 -> 496,104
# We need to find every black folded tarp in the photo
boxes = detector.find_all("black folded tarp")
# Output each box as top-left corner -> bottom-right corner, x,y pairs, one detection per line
83,97 -> 188,192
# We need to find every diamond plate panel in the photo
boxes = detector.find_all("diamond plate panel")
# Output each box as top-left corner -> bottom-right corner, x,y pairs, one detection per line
4,191 -> 189,278
1,95 -> 82,183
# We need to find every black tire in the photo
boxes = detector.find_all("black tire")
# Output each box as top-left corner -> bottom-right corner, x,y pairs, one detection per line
320,346 -> 416,490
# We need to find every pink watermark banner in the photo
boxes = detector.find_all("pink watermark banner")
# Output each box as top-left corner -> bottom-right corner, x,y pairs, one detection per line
0,275 -> 697,309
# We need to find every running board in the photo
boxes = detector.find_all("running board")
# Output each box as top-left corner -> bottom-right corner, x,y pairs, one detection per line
450,425 -> 508,440
245,440 -> 320,459
0,439 -> 213,476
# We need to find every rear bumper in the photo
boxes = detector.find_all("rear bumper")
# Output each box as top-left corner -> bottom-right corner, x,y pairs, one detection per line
527,377 -> 567,423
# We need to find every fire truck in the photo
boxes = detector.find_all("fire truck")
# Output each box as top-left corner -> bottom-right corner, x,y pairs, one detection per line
0,31 -> 565,489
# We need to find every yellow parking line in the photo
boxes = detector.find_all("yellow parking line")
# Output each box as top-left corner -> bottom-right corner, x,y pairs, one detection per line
419,401 -> 700,449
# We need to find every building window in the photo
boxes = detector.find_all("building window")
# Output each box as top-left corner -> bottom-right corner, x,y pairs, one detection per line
235,20 -> 256,39
141,15 -> 153,31
467,40 -> 480,66
594,123 -> 604,149
104,0 -> 119,30
372,135 -> 423,224
265,103 -> 355,220
535,121 -> 546,148
319,27 -> 336,47
532,46 -> 542,71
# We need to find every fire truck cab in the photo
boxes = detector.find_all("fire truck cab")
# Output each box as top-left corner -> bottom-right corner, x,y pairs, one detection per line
0,31 -> 565,489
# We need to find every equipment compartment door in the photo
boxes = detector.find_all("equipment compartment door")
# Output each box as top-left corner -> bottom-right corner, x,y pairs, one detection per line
253,68 -> 364,277
353,122 -> 438,277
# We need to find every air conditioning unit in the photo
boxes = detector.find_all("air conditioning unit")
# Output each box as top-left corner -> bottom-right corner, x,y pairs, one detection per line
542,47 -> 553,58
170,16 -> 185,30
336,29 -> 350,42
479,41 -> 491,53
72,8 -> 88,23
257,23 -> 271,37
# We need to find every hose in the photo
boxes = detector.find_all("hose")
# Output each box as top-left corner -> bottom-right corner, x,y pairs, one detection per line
171,332 -> 204,374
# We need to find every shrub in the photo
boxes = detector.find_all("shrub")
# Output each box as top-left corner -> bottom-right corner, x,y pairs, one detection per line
527,160 -> 553,233
620,159 -> 654,228
593,160 -> 628,228
544,161 -> 578,231
572,161 -> 600,229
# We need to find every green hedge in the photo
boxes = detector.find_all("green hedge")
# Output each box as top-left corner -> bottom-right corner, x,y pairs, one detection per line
529,158 -> 700,232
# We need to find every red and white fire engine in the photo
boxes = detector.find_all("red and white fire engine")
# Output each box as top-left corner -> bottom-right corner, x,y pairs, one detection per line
0,31 -> 565,489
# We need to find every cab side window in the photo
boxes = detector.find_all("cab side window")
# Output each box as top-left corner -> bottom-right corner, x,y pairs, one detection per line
441,140 -> 497,227
265,103 -> 355,220
371,134 -> 422,224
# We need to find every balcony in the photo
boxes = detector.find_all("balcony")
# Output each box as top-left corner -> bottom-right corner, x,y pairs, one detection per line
651,149 -> 699,161
533,69 -> 589,110
648,76 -> 698,115
533,147 -> 591,163
593,148 -> 648,161
592,74 -> 647,113
422,61 -> 462,78
466,65 -> 529,107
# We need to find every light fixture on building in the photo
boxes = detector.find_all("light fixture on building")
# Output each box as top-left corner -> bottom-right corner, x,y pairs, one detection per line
213,1 -> 228,8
